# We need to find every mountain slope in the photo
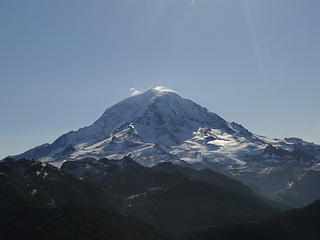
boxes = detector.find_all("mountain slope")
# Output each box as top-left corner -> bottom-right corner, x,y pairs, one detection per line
1,157 -> 281,232
0,158 -> 114,209
60,156 -> 281,230
1,158 -> 319,240
0,202 -> 175,240
9,86 -> 320,207
186,199 -> 320,240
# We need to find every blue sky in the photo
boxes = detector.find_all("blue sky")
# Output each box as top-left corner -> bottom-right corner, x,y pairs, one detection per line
1,0 -> 319,158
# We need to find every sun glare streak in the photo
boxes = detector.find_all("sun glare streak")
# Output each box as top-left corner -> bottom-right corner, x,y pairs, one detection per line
240,0 -> 265,82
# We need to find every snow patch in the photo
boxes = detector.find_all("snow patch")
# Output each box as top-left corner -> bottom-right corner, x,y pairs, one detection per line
151,86 -> 177,94
31,189 -> 37,196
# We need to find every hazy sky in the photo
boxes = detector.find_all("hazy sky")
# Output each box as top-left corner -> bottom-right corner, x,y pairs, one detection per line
1,0 -> 319,159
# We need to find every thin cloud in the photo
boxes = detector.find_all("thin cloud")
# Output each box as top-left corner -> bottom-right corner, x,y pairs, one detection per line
240,0 -> 265,82
129,88 -> 142,96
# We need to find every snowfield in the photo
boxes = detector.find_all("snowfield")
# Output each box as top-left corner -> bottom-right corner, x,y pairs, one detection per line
10,86 -> 320,189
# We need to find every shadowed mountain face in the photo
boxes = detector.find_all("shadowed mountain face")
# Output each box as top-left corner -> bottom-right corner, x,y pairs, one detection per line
0,202 -> 175,240
60,156 -> 281,230
0,158 -> 114,209
10,87 -> 320,207
1,158 -> 170,240
1,157 -> 281,232
1,158 -> 320,240
185,200 -> 320,240
152,162 -> 253,197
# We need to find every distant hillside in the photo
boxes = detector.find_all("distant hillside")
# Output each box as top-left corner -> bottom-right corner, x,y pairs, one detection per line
185,200 -> 320,240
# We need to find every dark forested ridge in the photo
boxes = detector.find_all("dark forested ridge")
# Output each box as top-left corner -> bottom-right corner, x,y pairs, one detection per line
0,201 -> 175,240
1,157 -> 319,240
185,200 -> 320,240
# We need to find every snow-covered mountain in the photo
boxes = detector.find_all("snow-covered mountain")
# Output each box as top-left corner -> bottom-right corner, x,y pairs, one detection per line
10,86 -> 320,206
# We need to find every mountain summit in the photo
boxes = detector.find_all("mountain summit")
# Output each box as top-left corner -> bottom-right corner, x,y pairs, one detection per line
12,86 -> 319,167
10,86 -> 320,206
12,86 -> 252,165
95,86 -> 230,145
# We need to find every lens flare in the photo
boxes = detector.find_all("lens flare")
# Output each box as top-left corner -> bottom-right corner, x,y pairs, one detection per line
190,0 -> 195,6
